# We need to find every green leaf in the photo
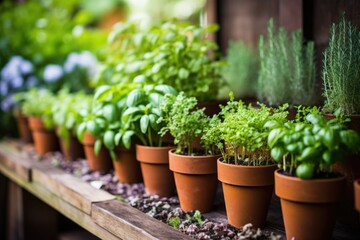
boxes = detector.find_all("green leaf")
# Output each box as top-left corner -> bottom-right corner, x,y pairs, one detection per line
122,130 -> 135,149
286,143 -> 297,153
127,89 -> 145,107
87,120 -> 100,136
102,104 -> 117,122
268,128 -> 284,148
76,122 -> 87,141
122,107 -> 141,123
340,130 -> 360,152
303,135 -> 315,146
154,85 -> 177,95
103,130 -> 115,150
264,120 -> 281,129
94,139 -> 102,156
296,163 -> 314,179
178,68 -> 189,79
115,132 -> 122,146
94,85 -> 111,101
140,115 -> 150,134
298,146 -> 317,161
322,128 -> 338,150
271,147 -> 284,161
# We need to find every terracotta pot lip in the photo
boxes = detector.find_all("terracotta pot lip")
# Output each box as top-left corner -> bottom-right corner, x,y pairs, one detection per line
169,148 -> 221,159
217,158 -> 277,169
136,144 -> 175,150
355,179 -> 360,187
275,169 -> 346,182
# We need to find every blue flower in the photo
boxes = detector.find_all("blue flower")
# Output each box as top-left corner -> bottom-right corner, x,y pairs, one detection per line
20,60 -> 33,75
63,51 -> 98,78
11,76 -> 23,88
0,81 -> 8,96
64,52 -> 81,73
43,64 -> 63,82
1,95 -> 13,111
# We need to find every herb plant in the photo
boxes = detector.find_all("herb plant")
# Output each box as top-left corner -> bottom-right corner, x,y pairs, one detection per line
121,84 -> 177,147
221,40 -> 258,99
52,90 -> 92,148
257,19 -> 316,106
266,113 -> 360,179
97,22 -> 224,102
203,93 -> 289,166
15,88 -> 56,129
159,92 -> 214,155
322,16 -> 360,115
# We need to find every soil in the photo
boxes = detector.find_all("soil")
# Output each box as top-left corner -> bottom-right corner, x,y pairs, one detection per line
278,169 -> 343,179
29,150 -> 282,240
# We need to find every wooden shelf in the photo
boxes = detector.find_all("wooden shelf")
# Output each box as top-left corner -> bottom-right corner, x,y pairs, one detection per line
0,141 -> 189,240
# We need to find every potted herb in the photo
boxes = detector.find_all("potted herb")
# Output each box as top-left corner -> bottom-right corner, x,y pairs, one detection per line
87,83 -> 143,183
203,93 -> 288,228
18,88 -> 59,156
257,19 -> 316,116
322,16 -> 360,224
76,94 -> 113,173
121,84 -> 178,196
160,92 -> 219,212
267,113 -> 360,239
52,90 -> 92,160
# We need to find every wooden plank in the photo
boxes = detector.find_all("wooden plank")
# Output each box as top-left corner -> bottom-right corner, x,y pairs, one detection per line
0,141 -> 32,181
0,164 -> 119,240
92,200 -> 191,240
32,160 -> 114,215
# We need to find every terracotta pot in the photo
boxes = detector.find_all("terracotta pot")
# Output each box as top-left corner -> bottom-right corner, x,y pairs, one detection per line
15,111 -> 33,143
82,131 -> 112,173
113,147 -> 143,183
169,149 -> 219,213
28,117 -> 59,156
136,145 -> 175,197
56,129 -> 84,161
275,169 -> 345,240
355,179 -> 360,213
218,159 -> 276,228
324,114 -> 360,225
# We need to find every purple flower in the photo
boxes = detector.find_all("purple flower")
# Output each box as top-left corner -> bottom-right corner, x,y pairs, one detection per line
64,53 -> 81,73
1,95 -> 13,111
63,51 -> 98,78
20,60 -> 33,75
0,81 -> 8,96
43,64 -> 63,82
11,76 -> 23,88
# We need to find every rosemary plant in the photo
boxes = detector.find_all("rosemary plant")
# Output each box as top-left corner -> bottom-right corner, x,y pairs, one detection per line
257,19 -> 316,106
322,16 -> 360,115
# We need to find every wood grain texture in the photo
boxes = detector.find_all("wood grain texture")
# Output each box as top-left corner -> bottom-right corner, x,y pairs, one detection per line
0,141 -> 32,181
32,160 -> 114,215
92,200 -> 191,240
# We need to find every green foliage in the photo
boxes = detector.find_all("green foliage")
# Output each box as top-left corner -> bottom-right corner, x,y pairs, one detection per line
220,40 -> 258,99
95,22 -> 224,102
121,84 -> 178,147
203,94 -> 289,166
322,16 -> 360,115
257,19 -> 316,106
168,216 -> 181,229
52,90 -> 92,148
159,92 -> 214,155
15,88 -> 56,129
266,113 -> 360,179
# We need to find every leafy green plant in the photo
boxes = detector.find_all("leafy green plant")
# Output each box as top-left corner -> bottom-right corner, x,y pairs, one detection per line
322,16 -> 360,115
77,83 -> 138,158
52,90 -> 92,147
15,88 -> 56,129
266,113 -> 360,179
203,93 -> 289,166
159,92 -> 214,155
257,19 -> 316,106
96,22 -> 224,101
120,84 -> 177,147
220,40 -> 258,99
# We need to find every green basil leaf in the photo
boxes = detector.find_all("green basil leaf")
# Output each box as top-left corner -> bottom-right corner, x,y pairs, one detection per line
103,130 -> 115,150
122,130 -> 135,149
94,139 -> 102,156
268,128 -> 284,148
271,146 -> 284,161
296,163 -> 314,179
76,122 -> 87,141
140,115 -> 150,134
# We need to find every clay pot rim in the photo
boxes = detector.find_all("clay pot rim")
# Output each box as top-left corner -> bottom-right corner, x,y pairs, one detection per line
355,179 -> 360,189
275,169 -> 346,183
169,148 -> 221,159
217,157 -> 277,169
